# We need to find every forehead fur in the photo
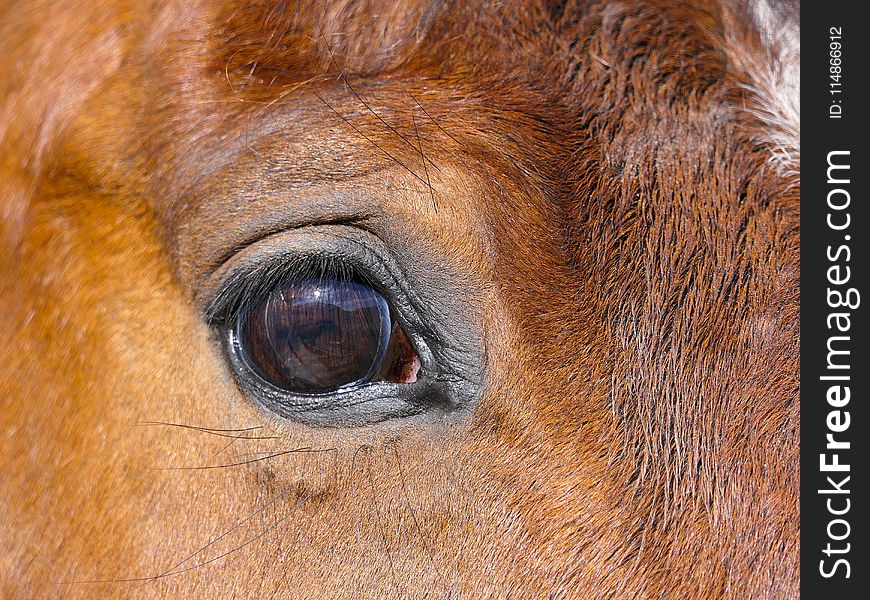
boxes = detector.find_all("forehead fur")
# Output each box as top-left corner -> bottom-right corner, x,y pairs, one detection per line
0,0 -> 799,235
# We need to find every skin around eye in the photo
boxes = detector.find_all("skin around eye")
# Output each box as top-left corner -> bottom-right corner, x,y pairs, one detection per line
236,278 -> 392,394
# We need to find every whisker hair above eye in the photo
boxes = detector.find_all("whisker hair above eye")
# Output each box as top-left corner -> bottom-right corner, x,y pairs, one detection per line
411,112 -> 438,212
313,91 -> 436,193
316,28 -> 442,176
408,91 -> 463,148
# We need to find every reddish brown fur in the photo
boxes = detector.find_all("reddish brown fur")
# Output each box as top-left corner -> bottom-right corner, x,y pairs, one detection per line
1,0 -> 799,597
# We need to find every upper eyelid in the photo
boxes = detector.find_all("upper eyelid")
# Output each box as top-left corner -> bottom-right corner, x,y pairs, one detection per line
203,253 -> 362,326
200,214 -> 376,282
200,226 -> 417,330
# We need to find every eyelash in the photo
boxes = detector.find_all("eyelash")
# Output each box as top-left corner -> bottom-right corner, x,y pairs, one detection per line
204,253 -> 378,329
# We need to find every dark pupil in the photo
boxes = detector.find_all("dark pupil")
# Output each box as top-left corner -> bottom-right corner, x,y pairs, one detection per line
237,278 -> 391,394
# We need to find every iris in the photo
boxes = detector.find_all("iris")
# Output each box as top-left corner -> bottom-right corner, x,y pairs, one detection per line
236,277 -> 392,394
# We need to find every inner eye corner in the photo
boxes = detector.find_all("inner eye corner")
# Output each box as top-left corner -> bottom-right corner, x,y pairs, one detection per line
377,318 -> 422,385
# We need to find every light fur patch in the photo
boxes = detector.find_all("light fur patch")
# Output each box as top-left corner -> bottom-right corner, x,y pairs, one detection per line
724,0 -> 800,183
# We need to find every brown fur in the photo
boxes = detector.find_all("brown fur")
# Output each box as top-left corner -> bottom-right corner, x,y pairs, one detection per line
1,0 -> 799,597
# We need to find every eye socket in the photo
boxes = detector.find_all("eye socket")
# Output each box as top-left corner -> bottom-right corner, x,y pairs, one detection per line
235,277 -> 417,395
203,225 -> 483,426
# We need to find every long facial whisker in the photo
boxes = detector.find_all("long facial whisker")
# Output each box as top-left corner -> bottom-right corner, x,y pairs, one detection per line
154,447 -> 337,471
56,481 -> 305,587
365,449 -> 402,597
136,421 -> 281,440
412,112 -> 438,212
388,442 -> 447,588
147,503 -> 302,582
133,492 -> 309,588
203,436 -> 239,463
408,91 -> 463,147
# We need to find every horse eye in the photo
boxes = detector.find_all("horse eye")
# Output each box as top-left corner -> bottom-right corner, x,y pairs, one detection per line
236,278 -> 399,394
234,277 -> 430,394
